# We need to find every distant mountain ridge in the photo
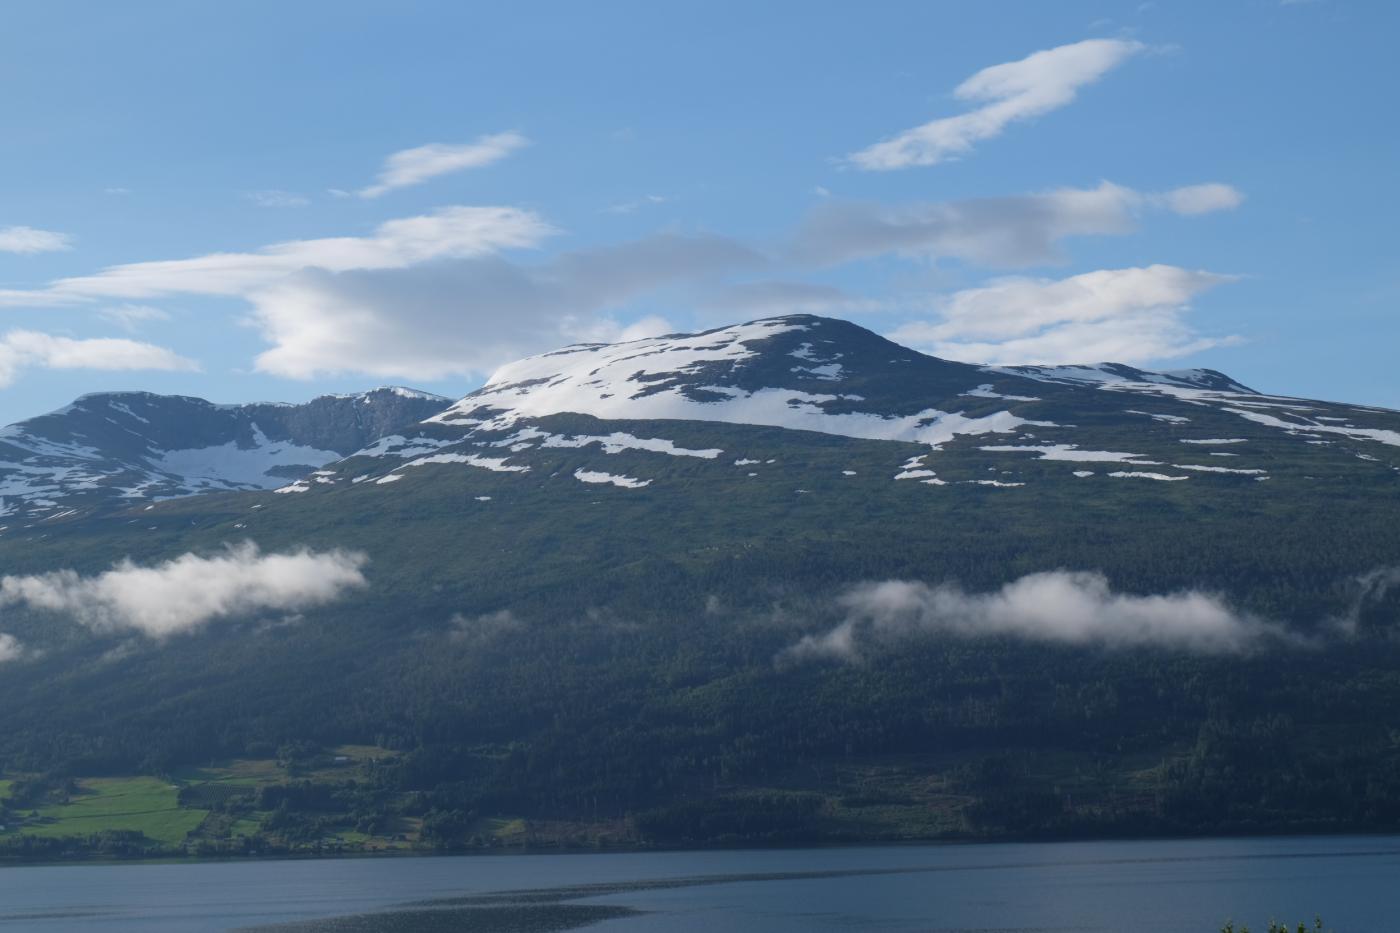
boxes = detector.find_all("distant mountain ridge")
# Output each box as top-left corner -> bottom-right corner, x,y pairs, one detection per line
0,386 -> 450,516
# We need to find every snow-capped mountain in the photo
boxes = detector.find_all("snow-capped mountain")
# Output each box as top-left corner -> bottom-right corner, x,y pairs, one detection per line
0,387 -> 450,517
327,315 -> 1399,494
6,315 -> 1399,516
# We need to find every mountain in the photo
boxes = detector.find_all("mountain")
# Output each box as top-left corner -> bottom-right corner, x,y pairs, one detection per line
317,313 -> 1398,495
0,386 -> 450,517
2,315 -> 1400,859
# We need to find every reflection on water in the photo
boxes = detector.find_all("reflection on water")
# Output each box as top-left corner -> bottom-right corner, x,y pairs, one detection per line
241,904 -> 640,932
0,835 -> 1395,933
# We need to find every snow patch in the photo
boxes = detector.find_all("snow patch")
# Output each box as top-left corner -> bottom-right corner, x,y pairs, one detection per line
573,468 -> 651,489
536,431 -> 721,459
402,452 -> 530,473
963,384 -> 1040,402
1172,464 -> 1268,475
980,444 -> 1157,464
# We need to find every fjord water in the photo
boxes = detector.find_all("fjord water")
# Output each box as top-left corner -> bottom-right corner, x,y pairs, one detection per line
1,836 -> 1396,933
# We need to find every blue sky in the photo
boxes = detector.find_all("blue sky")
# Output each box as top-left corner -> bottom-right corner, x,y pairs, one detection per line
0,0 -> 1395,424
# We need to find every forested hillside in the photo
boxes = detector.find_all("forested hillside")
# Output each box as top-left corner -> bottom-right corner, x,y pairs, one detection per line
2,317 -> 1399,858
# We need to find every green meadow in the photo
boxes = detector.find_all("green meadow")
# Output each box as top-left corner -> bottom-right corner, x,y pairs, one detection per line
4,777 -> 206,846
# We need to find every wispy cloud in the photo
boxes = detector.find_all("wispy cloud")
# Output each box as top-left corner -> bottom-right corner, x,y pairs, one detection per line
0,330 -> 198,387
0,169 -> 1243,382
0,543 -> 367,638
245,189 -> 310,208
891,264 -> 1237,365
781,572 -> 1294,664
0,225 -> 73,254
0,204 -> 753,382
792,181 -> 1240,268
0,206 -> 553,305
1334,567 -> 1400,634
847,39 -> 1145,170
95,304 -> 172,332
448,609 -> 522,645
358,132 -> 529,198
1151,183 -> 1245,215
0,632 -> 24,663
605,194 -> 668,215
249,232 -> 759,379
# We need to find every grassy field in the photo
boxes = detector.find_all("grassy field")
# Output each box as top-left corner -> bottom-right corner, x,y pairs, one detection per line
3,777 -> 207,845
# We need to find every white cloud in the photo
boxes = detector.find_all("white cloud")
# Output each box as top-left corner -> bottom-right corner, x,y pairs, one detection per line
782,572 -> 1291,664
359,132 -> 529,198
0,330 -> 198,387
245,189 -> 311,208
0,173 -> 1244,381
0,542 -> 367,638
96,304 -> 173,332
605,194 -> 668,215
0,225 -> 73,254
1153,183 -> 1245,215
249,232 -> 758,379
847,39 -> 1145,170
0,204 -> 751,381
0,632 -> 23,663
891,264 -> 1237,365
5,206 -> 553,304
792,181 -> 1236,269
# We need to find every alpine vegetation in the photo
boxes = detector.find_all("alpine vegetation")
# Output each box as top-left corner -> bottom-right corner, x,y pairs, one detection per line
0,542 -> 367,637
782,572 -> 1290,664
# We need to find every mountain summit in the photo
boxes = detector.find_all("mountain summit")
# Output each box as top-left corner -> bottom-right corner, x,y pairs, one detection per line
314,314 -> 1398,495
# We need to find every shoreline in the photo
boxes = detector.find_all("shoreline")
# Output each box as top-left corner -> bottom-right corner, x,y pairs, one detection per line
4,826 -> 1400,871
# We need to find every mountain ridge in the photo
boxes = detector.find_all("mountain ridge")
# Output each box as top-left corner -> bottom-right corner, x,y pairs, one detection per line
0,386 -> 452,516
5,314 -> 1397,516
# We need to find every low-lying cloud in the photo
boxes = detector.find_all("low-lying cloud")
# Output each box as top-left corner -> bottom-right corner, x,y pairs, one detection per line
447,609 -> 522,645
1334,566 -> 1400,634
0,632 -> 23,663
782,572 -> 1290,663
0,542 -> 368,638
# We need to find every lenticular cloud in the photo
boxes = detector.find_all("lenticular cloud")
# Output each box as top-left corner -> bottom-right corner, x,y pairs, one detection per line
0,542 -> 367,637
783,571 -> 1289,663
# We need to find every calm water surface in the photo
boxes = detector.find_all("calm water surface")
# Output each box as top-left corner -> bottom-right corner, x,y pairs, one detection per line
0,835 -> 1396,932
